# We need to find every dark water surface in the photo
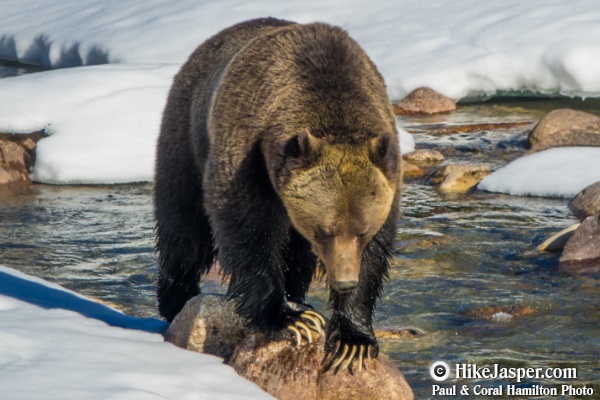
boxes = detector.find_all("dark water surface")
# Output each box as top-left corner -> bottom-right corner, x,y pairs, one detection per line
0,59 -> 46,78
1,99 -> 599,398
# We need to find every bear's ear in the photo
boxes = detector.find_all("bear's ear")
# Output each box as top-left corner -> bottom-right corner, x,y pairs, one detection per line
369,133 -> 399,179
284,129 -> 320,162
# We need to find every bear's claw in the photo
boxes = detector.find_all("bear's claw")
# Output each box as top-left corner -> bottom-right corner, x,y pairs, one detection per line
301,310 -> 326,333
324,343 -> 373,372
286,310 -> 327,347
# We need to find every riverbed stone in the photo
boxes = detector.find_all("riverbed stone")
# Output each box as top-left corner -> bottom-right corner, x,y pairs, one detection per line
0,139 -> 31,186
166,294 -> 414,399
528,109 -> 600,150
569,181 -> 600,221
402,159 -> 426,179
393,87 -> 456,115
436,164 -> 491,194
164,294 -> 247,360
559,215 -> 600,265
465,305 -> 536,320
0,132 -> 44,189
229,332 -> 414,400
402,149 -> 445,165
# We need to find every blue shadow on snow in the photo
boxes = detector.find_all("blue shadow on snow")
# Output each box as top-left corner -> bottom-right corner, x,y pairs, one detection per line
0,269 -> 168,334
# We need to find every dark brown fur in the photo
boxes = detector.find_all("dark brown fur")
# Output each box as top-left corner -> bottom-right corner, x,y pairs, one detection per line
154,18 -> 401,358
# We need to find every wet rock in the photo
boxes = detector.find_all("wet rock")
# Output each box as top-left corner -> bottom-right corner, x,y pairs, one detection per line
374,327 -> 426,340
465,305 -> 536,320
166,294 -> 414,400
401,159 -> 426,179
401,234 -> 450,253
229,333 -> 414,400
536,223 -> 580,252
0,131 -> 44,188
164,294 -> 246,360
402,149 -> 444,165
435,164 -> 491,194
528,109 -> 600,150
569,181 -> 600,221
560,215 -> 600,265
407,121 -> 534,135
393,87 -> 456,116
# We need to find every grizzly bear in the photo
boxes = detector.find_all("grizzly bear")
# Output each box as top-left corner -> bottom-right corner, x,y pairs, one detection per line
154,17 -> 401,370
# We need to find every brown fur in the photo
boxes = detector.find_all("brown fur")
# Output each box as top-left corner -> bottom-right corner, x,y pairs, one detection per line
155,18 -> 401,358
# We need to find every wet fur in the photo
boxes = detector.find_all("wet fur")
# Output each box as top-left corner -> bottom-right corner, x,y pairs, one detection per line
154,18 -> 401,353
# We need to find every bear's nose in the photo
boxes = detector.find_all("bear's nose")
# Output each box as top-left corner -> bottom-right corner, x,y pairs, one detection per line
334,280 -> 358,292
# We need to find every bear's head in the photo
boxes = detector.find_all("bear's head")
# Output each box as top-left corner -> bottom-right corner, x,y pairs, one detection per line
268,129 -> 399,292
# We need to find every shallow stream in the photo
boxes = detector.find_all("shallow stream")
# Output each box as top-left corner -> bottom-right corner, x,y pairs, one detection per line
1,67 -> 599,398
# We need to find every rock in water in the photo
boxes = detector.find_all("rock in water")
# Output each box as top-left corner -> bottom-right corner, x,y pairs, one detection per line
402,149 -> 445,166
569,182 -> 600,221
536,223 -> 580,252
393,87 -> 456,115
528,109 -> 600,150
0,131 -> 45,189
401,159 -> 426,179
164,294 -> 246,360
560,215 -> 600,265
435,164 -> 491,194
165,294 -> 414,399
229,333 -> 414,400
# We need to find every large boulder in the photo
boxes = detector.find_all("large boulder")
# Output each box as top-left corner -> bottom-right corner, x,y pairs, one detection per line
164,294 -> 246,360
559,215 -> 600,266
230,333 -> 414,400
165,294 -> 414,400
569,181 -> 600,221
528,109 -> 600,151
393,87 -> 456,116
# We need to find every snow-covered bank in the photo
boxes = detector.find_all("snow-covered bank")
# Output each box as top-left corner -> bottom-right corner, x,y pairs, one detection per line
0,265 -> 272,400
3,0 -> 600,100
0,64 -> 177,183
478,147 -> 600,198
0,0 -> 599,185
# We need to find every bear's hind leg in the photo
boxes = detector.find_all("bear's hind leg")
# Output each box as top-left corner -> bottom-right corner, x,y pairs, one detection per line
155,177 -> 216,322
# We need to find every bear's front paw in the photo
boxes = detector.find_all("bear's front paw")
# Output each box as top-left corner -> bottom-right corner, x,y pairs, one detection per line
323,313 -> 378,372
286,309 -> 327,347
281,301 -> 327,347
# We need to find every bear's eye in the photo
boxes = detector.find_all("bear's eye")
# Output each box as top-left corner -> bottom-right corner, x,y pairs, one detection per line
314,227 -> 335,241
357,230 -> 369,239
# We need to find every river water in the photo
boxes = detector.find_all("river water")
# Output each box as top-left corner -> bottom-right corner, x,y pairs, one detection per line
1,60 -> 598,398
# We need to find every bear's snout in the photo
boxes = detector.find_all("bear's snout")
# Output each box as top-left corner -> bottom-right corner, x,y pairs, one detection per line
332,279 -> 358,292
323,237 -> 362,291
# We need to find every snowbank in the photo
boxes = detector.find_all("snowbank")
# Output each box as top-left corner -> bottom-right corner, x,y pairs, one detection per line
3,0 -> 600,100
0,0 -> 599,184
0,265 -> 272,400
0,64 -> 176,183
478,147 -> 600,198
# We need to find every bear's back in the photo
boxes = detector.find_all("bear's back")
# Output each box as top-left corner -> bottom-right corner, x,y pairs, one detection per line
158,18 -> 295,172
208,22 -> 395,148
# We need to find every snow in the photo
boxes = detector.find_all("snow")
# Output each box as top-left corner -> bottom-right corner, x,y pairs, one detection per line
478,147 -> 600,198
398,126 -> 415,155
0,265 -> 272,400
0,0 -> 599,184
0,64 -> 177,183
